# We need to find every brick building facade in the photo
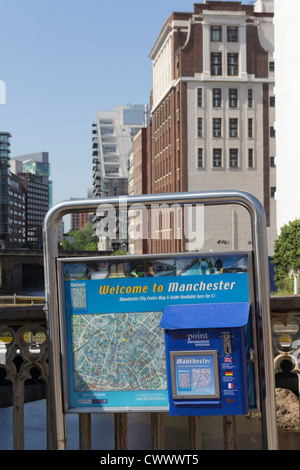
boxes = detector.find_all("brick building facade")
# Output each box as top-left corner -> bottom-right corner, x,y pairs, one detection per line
143,0 -> 276,255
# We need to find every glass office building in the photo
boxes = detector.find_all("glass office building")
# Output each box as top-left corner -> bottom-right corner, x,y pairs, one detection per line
0,132 -> 11,247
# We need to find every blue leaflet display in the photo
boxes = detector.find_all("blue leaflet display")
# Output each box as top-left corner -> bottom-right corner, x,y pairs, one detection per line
60,253 -> 250,412
171,351 -> 220,399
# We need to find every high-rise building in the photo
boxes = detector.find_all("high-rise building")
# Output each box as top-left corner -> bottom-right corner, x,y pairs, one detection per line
11,152 -> 52,207
146,0 -> 275,255
18,174 -> 49,248
92,104 -> 148,251
0,132 -> 12,247
8,172 -> 26,248
11,152 -> 51,248
92,105 -> 148,198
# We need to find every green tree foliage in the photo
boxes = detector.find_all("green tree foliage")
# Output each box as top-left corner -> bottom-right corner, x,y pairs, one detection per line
85,241 -> 98,251
61,238 -> 74,251
62,222 -> 97,251
111,249 -> 128,256
273,219 -> 300,293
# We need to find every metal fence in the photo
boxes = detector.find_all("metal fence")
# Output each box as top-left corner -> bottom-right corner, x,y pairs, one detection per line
0,295 -> 45,305
0,305 -> 49,449
0,297 -> 299,450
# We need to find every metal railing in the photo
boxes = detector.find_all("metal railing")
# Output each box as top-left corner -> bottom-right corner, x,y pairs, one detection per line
0,295 -> 45,305
0,305 -> 49,449
0,297 -> 299,450
0,304 -> 206,450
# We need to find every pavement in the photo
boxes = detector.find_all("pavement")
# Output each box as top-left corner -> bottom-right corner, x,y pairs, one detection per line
0,399 -> 299,450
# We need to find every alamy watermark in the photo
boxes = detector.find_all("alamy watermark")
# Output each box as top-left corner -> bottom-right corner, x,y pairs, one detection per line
0,80 -> 6,104
95,198 -> 205,250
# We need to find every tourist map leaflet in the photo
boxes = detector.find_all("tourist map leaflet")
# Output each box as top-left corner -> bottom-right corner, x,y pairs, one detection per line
59,253 -> 249,412
172,351 -> 219,399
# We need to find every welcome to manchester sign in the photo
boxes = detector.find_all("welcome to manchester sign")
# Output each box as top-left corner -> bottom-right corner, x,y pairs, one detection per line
57,252 -> 250,413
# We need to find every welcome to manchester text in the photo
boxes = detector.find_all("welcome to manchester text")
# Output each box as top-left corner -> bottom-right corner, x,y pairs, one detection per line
98,279 -> 237,296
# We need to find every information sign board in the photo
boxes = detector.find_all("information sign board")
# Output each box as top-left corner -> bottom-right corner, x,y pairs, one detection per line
57,252 -> 252,413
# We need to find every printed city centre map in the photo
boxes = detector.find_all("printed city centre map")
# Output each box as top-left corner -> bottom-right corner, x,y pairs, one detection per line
71,311 -> 167,392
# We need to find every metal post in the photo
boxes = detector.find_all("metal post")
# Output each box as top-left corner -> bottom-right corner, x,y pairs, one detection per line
114,413 -> 128,450
223,416 -> 237,450
43,190 -> 278,450
79,414 -> 92,450
188,416 -> 201,450
151,412 -> 165,450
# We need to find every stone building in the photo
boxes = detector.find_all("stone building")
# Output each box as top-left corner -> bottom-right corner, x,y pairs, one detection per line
142,0 -> 276,255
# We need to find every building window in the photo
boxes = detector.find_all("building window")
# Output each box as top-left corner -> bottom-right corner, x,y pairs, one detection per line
211,26 -> 222,42
197,88 -> 203,107
103,146 -> 117,153
229,149 -> 239,168
248,89 -> 253,108
270,96 -> 275,107
229,118 -> 238,138
229,88 -> 238,108
270,126 -> 276,137
269,61 -> 275,72
270,156 -> 276,167
198,118 -> 203,137
198,148 -> 203,168
101,128 -> 114,135
212,88 -> 222,107
228,53 -> 239,76
271,187 -> 276,198
248,149 -> 254,168
213,149 -> 222,168
248,118 -> 253,138
211,53 -> 222,76
100,120 -> 113,125
213,118 -> 222,137
227,26 -> 238,42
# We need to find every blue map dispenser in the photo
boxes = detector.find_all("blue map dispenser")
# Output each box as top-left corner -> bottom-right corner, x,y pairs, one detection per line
160,303 -> 250,416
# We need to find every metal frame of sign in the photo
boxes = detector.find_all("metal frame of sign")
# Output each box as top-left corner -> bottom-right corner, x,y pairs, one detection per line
43,190 -> 279,450
56,251 -> 256,414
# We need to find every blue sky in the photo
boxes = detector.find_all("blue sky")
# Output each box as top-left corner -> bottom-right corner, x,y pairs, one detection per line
0,0 -> 255,210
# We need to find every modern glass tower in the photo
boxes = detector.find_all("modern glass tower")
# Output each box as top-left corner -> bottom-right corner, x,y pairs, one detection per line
0,132 -> 12,247
11,152 -> 51,248
11,152 -> 52,207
